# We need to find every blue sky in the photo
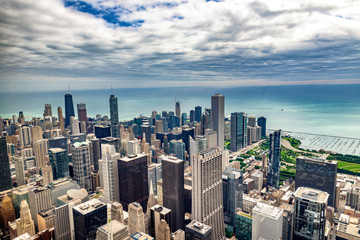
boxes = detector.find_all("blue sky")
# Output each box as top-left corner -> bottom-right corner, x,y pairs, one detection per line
0,0 -> 359,92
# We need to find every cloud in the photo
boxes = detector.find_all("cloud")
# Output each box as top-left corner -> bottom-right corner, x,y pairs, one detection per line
0,0 -> 359,92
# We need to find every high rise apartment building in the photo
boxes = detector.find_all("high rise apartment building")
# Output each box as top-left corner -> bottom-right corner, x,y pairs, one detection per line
230,112 -> 247,151
71,142 -> 92,192
267,130 -> 281,189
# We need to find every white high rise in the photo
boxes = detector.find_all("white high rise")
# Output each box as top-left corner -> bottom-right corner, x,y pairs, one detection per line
211,94 -> 224,150
127,140 -> 139,155
252,202 -> 283,240
33,140 -> 48,170
14,156 -> 26,186
100,144 -> 120,203
19,126 -> 32,148
71,142 -> 92,192
192,147 -> 226,240
70,117 -> 80,135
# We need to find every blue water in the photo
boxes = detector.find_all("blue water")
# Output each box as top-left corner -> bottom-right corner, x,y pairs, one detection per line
0,85 -> 359,138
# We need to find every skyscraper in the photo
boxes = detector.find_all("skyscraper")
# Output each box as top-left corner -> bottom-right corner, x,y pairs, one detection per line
128,202 -> 146,235
57,107 -> 64,133
181,113 -> 187,126
43,104 -> 52,117
192,148 -> 226,240
71,142 -> 92,192
157,219 -> 171,240
110,94 -> 120,138
295,157 -> 338,207
267,130 -> 281,189
65,93 -> 75,128
14,156 -> 26,187
100,144 -> 120,203
230,112 -> 247,152
0,194 -> 16,230
28,186 -> 52,231
19,126 -> 32,148
222,167 -> 243,230
247,115 -> 256,127
150,205 -> 172,238
118,154 -> 149,211
293,187 -> 329,240
49,148 -> 69,180
257,116 -> 266,138
190,110 -> 195,122
77,103 -> 87,132
211,94 -> 224,150
175,101 -> 181,121
0,137 -> 12,191
16,200 -> 35,237
33,140 -> 47,171
195,106 -> 202,123
70,116 -> 80,135
169,140 -> 185,160
252,202 -> 283,240
162,156 -> 185,232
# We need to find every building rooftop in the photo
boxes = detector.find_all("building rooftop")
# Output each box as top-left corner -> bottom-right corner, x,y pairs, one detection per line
131,232 -> 154,240
120,154 -> 146,162
72,141 -> 89,148
294,187 -> 329,204
252,202 -> 283,220
337,214 -> 360,238
151,204 -> 171,215
73,199 -> 105,215
297,156 -> 338,165
97,220 -> 127,235
49,148 -> 66,153
161,156 -> 183,164
186,220 -> 212,234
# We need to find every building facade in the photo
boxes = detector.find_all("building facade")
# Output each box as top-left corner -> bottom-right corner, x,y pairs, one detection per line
267,130 -> 281,189
211,94 -> 224,150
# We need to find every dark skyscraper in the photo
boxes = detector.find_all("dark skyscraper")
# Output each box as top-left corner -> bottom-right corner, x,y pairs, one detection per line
190,110 -> 195,122
175,100 -> 181,120
94,125 -> 111,139
230,112 -> 247,152
0,137 -> 12,191
64,93 -> 75,127
118,154 -> 149,212
211,94 -> 224,150
91,138 -> 101,171
258,116 -> 266,138
77,103 -> 87,125
49,148 -> 69,180
162,156 -> 185,232
295,157 -> 337,207
195,106 -> 202,123
109,94 -> 120,138
267,130 -> 281,189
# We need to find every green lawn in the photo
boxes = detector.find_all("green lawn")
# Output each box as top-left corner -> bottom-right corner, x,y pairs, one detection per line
338,161 -> 360,173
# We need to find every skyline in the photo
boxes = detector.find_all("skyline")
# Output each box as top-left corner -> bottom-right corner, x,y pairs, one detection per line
1,0 -> 360,92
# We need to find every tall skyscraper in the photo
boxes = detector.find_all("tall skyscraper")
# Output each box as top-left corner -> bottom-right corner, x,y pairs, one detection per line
43,104 -> 52,117
230,112 -> 247,152
169,140 -> 185,160
28,186 -> 52,231
267,130 -> 281,189
189,110 -> 195,122
222,167 -> 243,230
53,204 -> 71,240
252,202 -> 283,240
175,101 -> 181,121
100,144 -> 120,203
194,106 -> 202,123
257,116 -> 266,138
0,137 -> 12,191
71,142 -> 92,192
192,148 -> 226,240
181,113 -> 187,126
295,157 -> 338,207
162,156 -> 184,232
16,200 -> 35,237
247,115 -> 256,127
211,94 -> 224,150
293,187 -> 329,240
128,202 -> 146,235
65,93 -> 75,128
73,199 -> 107,240
14,156 -> 26,186
57,107 -> 65,133
70,116 -> 80,135
49,148 -> 69,180
77,103 -> 87,131
110,94 -> 120,138
33,140 -> 47,171
0,194 -> 16,230
19,126 -> 32,148
118,154 -> 149,211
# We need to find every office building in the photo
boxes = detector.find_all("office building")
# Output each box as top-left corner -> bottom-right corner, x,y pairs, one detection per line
234,210 -> 252,240
0,137 -> 12,191
42,165 -> 53,185
95,125 -> 111,139
37,208 -> 55,232
181,113 -> 187,126
19,126 -> 32,148
0,194 -> 16,230
162,156 -> 184,232
33,139 -> 47,171
128,202 -> 146,236
111,202 -> 125,224
293,187 -> 329,240
222,167 -> 243,229
169,139 -> 185,160
43,104 -> 52,117
267,130 -> 281,189
28,186 -> 52,230
73,199 -> 107,240
155,120 -> 163,133
65,93 -> 75,128
131,232 -> 154,240
96,220 -> 130,240
230,112 -> 247,152
211,94 -> 224,150
252,202 -> 283,240
157,220 -> 171,240
110,94 -> 120,138
118,154 -> 149,211
49,148 -> 69,180
127,140 -> 140,155
14,156 -> 26,186
257,116 -> 266,138
16,200 -> 35,237
175,100 -> 181,121
70,116 -> 80,134
192,148 -> 226,240
49,136 -> 67,149
295,156 -> 338,207
77,103 -> 87,128
31,126 -> 43,142
53,204 -> 71,240
71,142 -> 92,192
101,136 -> 121,153
247,115 -> 256,127
185,221 -> 212,240
57,107 -> 65,133
189,110 -> 195,122
100,144 -> 120,203
204,129 -> 217,149
194,106 -> 202,123
150,205 -> 172,238
91,138 -> 101,171
250,171 -> 263,191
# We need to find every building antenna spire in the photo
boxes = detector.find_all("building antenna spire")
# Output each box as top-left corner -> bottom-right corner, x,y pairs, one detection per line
111,84 -> 113,95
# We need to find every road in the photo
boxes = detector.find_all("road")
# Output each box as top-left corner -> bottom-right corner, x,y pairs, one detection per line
281,139 -> 328,159
229,139 -> 266,159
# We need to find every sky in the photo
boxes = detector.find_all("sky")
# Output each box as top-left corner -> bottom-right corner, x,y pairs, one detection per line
0,0 -> 360,92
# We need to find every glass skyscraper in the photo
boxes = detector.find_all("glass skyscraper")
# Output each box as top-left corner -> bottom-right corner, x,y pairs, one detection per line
109,94 -> 120,138
267,130 -> 281,189
211,94 -> 224,150
49,148 -> 69,180
0,137 -> 12,191
230,112 -> 247,152
257,116 -> 266,138
64,93 -> 75,127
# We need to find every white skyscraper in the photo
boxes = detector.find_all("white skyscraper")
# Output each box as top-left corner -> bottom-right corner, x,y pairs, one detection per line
71,142 -> 92,192
101,144 -> 120,203
252,202 -> 283,240
14,156 -> 26,186
33,140 -> 48,171
70,117 -> 80,135
127,140 -> 139,155
19,126 -> 32,148
192,147 -> 226,240
211,94 -> 224,150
